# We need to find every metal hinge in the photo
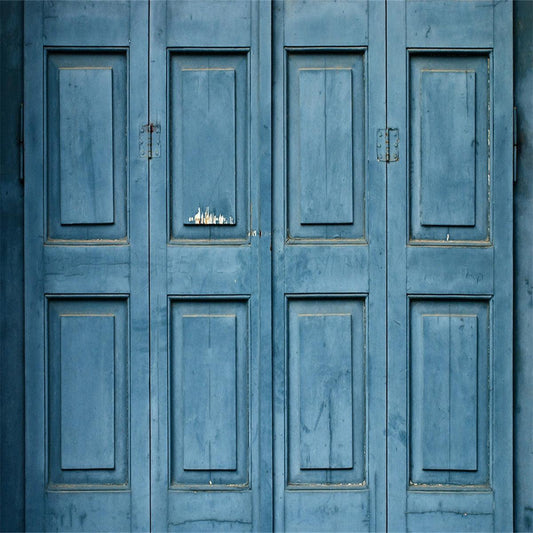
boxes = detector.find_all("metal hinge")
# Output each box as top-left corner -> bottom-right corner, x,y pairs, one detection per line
139,123 -> 161,159
513,106 -> 518,184
377,128 -> 399,162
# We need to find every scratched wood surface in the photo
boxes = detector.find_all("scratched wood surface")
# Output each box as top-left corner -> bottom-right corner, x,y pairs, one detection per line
24,2 -> 150,530
387,1 -> 513,531
20,1 -> 516,532
272,1 -> 387,530
148,1 -> 272,531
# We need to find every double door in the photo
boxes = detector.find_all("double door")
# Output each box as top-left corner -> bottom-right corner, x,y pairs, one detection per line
25,1 -> 513,531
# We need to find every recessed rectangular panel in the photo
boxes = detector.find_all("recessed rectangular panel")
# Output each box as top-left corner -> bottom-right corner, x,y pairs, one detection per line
299,314 -> 353,469
287,52 -> 365,242
170,299 -> 248,487
60,315 -> 115,470
420,71 -> 476,227
169,53 -> 248,242
182,69 -> 236,226
46,52 -> 127,242
409,54 -> 490,243
182,315 -> 237,471
47,298 -> 128,488
287,298 -> 365,486
299,69 -> 353,225
410,300 -> 489,486
59,68 -> 114,225
422,315 -> 477,471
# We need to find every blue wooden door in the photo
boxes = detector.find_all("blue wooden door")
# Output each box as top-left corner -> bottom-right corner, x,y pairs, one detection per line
272,1 -> 387,530
25,1 -> 513,531
386,1 -> 513,531
148,1 -> 272,530
24,1 -> 150,530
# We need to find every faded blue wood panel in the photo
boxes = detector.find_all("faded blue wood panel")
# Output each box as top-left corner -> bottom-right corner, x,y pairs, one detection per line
153,3 -> 266,528
24,1 -> 151,531
283,491 -> 373,532
299,68 -> 353,224
283,0 -> 368,47
287,299 -> 365,487
274,2 -> 386,530
514,2 -> 533,531
182,69 -> 236,226
159,492 -> 253,532
298,314 -> 353,469
42,0 -> 131,47
169,52 -> 248,242
59,68 -> 114,225
169,299 -> 249,489
407,511 -> 494,533
407,1 -> 493,48
284,246 -> 369,294
0,2 -> 25,530
165,0 -> 251,48
420,71 -> 476,227
287,52 -> 365,242
182,315 -> 237,471
47,299 -> 129,489
409,54 -> 489,243
406,247 -> 494,295
60,315 -> 115,470
422,315 -> 477,471
409,300 -> 489,488
46,52 -> 128,242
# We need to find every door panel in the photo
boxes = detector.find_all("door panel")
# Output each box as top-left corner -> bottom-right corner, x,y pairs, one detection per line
272,1 -> 387,530
25,1 -> 149,530
149,1 -> 272,530
386,1 -> 513,531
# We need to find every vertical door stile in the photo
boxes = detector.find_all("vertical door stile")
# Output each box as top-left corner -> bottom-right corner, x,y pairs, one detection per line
386,1 -> 408,529
256,1 -> 274,531
148,1 -> 168,530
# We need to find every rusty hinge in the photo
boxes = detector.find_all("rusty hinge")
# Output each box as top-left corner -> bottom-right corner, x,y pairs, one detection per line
513,106 -> 518,184
139,123 -> 161,159
377,128 -> 399,163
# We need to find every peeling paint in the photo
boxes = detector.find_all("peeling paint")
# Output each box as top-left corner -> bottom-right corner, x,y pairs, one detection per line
188,207 -> 234,225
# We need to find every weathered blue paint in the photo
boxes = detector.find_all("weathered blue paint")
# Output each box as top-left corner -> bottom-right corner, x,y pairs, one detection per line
171,300 -> 248,486
60,315 -> 116,470
58,68 -> 114,225
24,1 -> 150,530
514,2 -> 533,531
287,51 -> 365,241
288,299 -> 365,484
0,2 -> 25,531
410,53 -> 490,242
169,52 -> 247,241
410,300 -> 490,486
47,51 -> 128,242
3,1 -> 526,532
387,2 -> 513,532
149,1 -> 272,530
273,1 -> 387,531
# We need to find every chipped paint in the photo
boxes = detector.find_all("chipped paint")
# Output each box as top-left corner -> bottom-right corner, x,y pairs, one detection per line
188,207 -> 234,225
